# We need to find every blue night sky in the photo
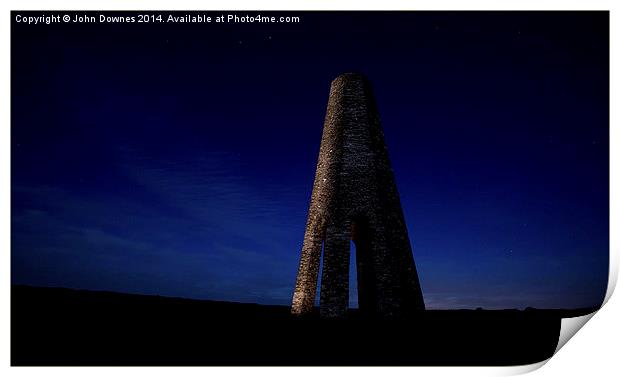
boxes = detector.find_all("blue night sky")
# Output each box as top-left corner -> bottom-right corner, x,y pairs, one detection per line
12,12 -> 608,309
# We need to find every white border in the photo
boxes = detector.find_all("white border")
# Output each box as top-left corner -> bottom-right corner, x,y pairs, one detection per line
2,1 -> 618,376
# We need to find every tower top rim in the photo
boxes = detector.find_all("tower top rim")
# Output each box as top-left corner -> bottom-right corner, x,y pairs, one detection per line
332,72 -> 370,85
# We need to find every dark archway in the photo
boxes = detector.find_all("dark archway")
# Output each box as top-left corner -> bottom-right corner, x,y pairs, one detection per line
351,217 -> 378,317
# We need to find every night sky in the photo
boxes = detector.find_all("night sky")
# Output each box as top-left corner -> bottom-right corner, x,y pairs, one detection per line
11,11 -> 609,309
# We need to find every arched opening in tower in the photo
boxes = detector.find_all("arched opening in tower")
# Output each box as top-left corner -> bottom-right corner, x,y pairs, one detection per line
314,241 -> 325,308
351,218 -> 376,315
349,241 -> 358,309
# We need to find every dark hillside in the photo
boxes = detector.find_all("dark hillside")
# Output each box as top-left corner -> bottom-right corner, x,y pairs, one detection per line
11,285 -> 596,366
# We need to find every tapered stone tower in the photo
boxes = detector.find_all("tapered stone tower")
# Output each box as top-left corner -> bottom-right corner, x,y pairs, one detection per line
291,73 -> 425,318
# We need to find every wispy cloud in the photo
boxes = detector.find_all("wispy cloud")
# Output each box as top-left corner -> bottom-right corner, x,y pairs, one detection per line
12,144 -> 308,305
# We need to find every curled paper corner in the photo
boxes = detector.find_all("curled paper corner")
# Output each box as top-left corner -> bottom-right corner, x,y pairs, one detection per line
499,312 -> 599,376
553,264 -> 617,355
511,266 -> 617,373
554,312 -> 597,354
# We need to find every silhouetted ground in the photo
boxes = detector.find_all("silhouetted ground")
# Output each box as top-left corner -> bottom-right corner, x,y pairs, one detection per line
11,285 -> 597,366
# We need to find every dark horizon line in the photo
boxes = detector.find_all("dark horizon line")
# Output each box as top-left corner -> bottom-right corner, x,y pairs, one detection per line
11,284 -> 601,313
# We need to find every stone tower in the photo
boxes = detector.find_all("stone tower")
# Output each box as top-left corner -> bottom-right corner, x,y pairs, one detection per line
291,73 -> 425,318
